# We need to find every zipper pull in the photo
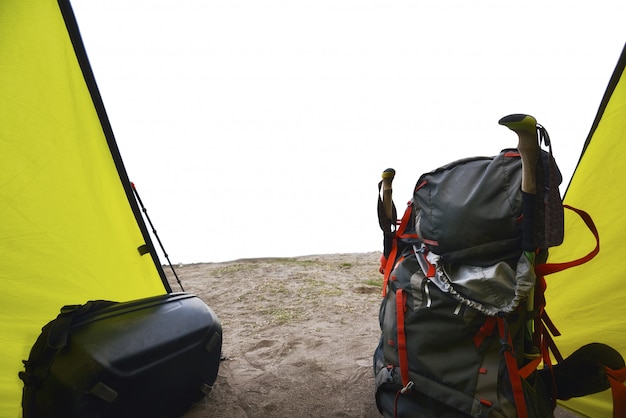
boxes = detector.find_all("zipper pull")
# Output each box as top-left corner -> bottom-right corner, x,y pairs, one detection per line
400,381 -> 414,394
413,245 -> 436,278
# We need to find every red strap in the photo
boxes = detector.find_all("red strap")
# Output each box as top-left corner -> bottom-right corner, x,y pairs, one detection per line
541,325 -> 564,363
395,200 -> 420,243
473,316 -> 496,348
530,205 -> 597,399
382,239 -> 398,297
535,205 -> 599,277
607,366 -> 626,384
395,289 -> 410,387
519,356 -> 542,379
422,251 -> 436,278
496,317 -> 528,418
606,367 -> 626,418
504,151 -> 521,157
533,275 -> 547,313
414,180 -> 427,192
532,288 -> 563,377
421,238 -> 438,247
396,202 -> 416,238
381,203 -> 418,297
541,311 -> 561,338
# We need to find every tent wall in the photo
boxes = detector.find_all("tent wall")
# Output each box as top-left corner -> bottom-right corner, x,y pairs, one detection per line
0,1 -> 170,415
545,43 -> 626,416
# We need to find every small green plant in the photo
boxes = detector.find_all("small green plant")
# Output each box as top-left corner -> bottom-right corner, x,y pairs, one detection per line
270,258 -> 320,267
211,263 -> 259,276
262,307 -> 303,324
364,277 -> 384,287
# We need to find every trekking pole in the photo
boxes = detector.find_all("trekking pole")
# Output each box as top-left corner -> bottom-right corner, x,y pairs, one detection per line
377,168 -> 398,274
499,114 -> 540,357
131,182 -> 184,292
382,168 -> 395,221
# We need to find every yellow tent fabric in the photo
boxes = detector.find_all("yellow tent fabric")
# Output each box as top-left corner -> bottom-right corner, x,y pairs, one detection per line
545,43 -> 626,417
0,1 -> 169,416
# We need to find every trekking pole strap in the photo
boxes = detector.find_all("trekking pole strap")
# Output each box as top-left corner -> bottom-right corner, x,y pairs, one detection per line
381,203 -> 418,297
377,177 -> 397,258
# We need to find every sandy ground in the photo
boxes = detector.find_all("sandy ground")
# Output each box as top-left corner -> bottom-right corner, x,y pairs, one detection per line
164,252 -> 579,418
169,252 -> 383,418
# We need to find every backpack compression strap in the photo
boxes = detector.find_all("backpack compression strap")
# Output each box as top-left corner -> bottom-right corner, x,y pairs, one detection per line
395,288 -> 410,389
496,316 -> 529,418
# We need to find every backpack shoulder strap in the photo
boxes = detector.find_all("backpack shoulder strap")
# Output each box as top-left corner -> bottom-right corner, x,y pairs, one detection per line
19,300 -> 118,417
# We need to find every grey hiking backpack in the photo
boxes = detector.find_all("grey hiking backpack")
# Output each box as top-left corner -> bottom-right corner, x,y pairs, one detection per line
374,244 -> 551,417
374,144 -> 624,417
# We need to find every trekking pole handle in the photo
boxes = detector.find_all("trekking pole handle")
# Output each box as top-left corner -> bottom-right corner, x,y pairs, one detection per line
382,168 -> 395,220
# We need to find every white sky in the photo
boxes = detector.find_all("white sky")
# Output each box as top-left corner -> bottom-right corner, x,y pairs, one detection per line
70,0 -> 624,264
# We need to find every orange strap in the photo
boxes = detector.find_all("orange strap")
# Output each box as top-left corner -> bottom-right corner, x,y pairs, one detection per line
540,310 -> 561,338
519,356 -> 543,380
379,254 -> 387,275
542,324 -> 563,363
535,204 -> 599,277
607,367 -> 626,418
496,317 -> 528,418
530,205 -> 597,400
533,310 -> 564,365
473,316 -> 496,348
396,203 -> 418,240
609,370 -> 626,418
381,203 -> 418,297
382,237 -> 398,297
395,288 -> 410,387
